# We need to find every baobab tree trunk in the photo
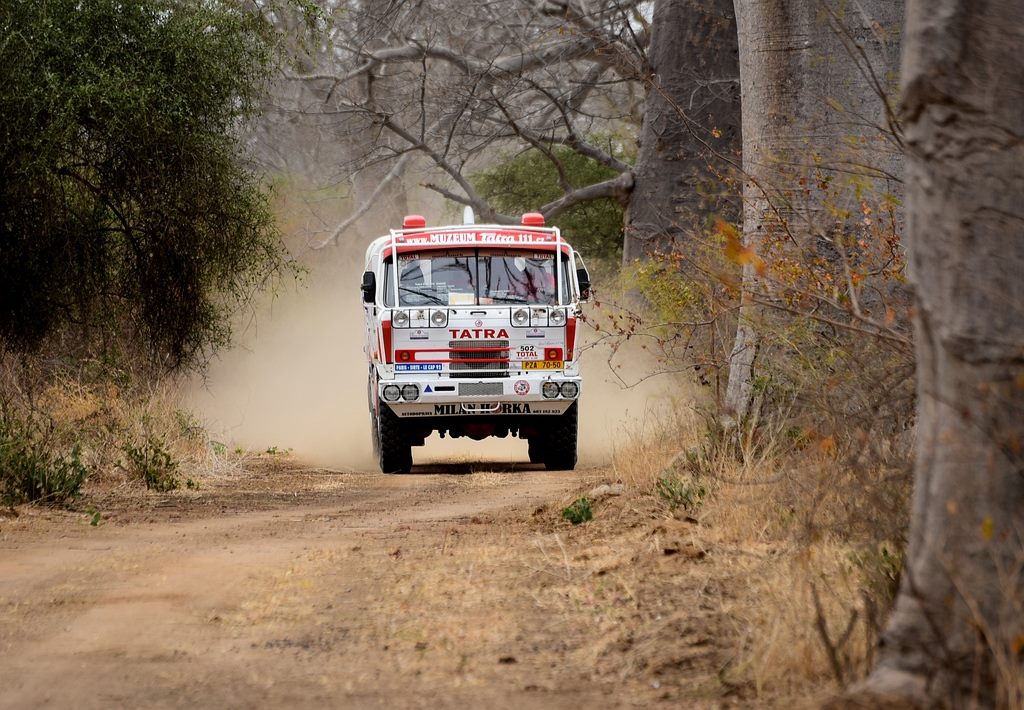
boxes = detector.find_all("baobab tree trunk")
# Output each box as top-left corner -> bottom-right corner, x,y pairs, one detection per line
839,0 -> 1024,705
723,0 -> 808,421
623,0 -> 740,262
724,0 -> 902,421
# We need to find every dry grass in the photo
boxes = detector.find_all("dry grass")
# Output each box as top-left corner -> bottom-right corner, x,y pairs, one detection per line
581,395 -> 912,706
0,353 -> 253,504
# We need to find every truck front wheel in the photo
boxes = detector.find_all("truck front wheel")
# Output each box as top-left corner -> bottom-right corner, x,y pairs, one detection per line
378,405 -> 412,473
541,402 -> 578,471
527,438 -> 543,464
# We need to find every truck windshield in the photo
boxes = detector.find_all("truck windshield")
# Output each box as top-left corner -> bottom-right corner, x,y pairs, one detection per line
384,249 -> 570,307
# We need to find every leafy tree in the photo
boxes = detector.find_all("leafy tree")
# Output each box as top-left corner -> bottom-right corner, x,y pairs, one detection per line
0,0 -> 291,370
473,143 -> 630,262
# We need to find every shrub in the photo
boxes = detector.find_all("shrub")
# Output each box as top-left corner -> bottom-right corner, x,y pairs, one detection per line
655,470 -> 707,513
123,436 -> 179,492
0,420 -> 88,506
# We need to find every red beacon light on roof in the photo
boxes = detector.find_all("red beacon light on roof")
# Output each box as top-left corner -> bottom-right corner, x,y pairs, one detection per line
521,212 -> 545,227
402,214 -> 427,229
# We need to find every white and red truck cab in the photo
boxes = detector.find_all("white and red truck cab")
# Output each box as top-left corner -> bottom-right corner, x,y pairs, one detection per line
361,210 -> 591,473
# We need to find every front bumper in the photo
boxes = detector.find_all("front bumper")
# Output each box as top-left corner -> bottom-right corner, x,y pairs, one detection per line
378,372 -> 580,418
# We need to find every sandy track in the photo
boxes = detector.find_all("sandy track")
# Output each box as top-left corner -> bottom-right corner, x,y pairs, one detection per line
3,461 -> 688,709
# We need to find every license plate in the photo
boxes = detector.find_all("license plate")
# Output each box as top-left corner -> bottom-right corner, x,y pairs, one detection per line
523,360 -> 563,370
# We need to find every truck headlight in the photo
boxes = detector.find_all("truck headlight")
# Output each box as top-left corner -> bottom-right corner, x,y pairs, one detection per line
401,384 -> 420,401
430,310 -> 447,327
392,310 -> 410,328
512,308 -> 529,326
549,308 -> 566,326
560,381 -> 579,399
382,385 -> 401,402
542,381 -> 560,399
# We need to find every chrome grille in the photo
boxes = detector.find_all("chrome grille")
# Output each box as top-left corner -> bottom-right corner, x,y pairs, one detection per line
449,339 -> 509,377
458,382 -> 504,397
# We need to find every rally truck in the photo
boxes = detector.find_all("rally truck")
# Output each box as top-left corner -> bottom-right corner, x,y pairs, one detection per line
361,210 -> 592,473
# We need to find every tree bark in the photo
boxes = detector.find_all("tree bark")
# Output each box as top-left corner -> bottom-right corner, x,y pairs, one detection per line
839,1 -> 1024,705
724,0 -> 903,421
624,0 -> 740,263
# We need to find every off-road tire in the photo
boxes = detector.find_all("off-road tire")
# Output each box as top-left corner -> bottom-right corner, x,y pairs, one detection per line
370,408 -> 380,461
368,371 -> 381,461
542,402 -> 578,471
378,404 -> 413,473
527,438 -> 543,464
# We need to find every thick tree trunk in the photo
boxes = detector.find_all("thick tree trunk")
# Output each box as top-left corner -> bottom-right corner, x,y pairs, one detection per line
723,0 -> 807,420
623,0 -> 740,263
724,0 -> 903,421
841,1 -> 1024,705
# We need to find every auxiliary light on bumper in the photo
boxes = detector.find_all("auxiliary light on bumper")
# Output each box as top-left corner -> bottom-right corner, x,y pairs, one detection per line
542,380 -> 579,399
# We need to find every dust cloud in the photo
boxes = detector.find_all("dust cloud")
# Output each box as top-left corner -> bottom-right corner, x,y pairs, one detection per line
188,269 -> 378,471
189,242 -> 677,472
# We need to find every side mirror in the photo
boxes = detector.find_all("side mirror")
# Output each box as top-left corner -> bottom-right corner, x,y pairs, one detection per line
361,271 -> 376,304
576,267 -> 592,302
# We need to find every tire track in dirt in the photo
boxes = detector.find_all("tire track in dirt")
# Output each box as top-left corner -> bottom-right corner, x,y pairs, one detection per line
0,465 -> 624,709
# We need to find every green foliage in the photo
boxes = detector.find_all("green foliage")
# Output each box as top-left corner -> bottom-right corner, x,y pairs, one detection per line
0,419 -> 88,506
561,496 -> 593,525
628,257 -> 700,323
472,139 -> 631,261
123,436 -> 179,492
0,0 -> 292,370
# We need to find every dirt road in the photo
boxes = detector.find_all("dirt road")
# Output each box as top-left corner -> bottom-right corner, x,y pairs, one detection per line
0,458 -> 742,709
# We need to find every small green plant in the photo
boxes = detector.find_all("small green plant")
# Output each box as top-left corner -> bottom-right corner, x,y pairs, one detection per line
185,477 -> 200,490
174,409 -> 205,442
561,497 -> 593,525
849,542 -> 904,607
123,436 -> 179,492
264,445 -> 291,456
656,471 -> 707,513
210,440 -> 226,456
85,506 -> 102,526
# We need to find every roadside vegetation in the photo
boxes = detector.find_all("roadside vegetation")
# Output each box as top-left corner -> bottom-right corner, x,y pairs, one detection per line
456,80 -> 915,700
0,0 -> 295,506
527,380 -> 908,703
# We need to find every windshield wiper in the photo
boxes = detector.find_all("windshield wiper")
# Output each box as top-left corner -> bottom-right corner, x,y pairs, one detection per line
398,286 -> 447,305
